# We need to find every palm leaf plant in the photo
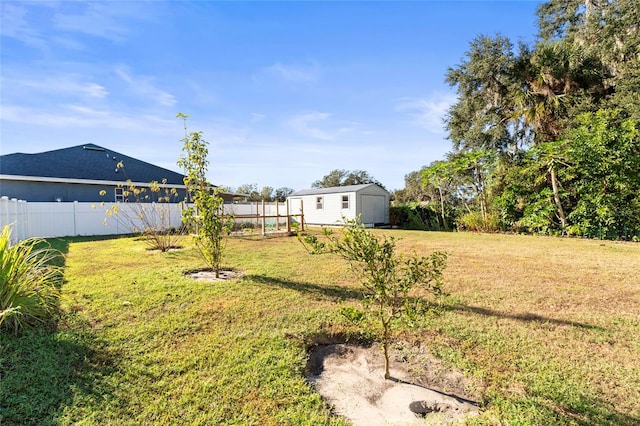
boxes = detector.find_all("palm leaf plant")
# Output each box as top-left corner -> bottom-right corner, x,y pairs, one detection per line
0,225 -> 62,334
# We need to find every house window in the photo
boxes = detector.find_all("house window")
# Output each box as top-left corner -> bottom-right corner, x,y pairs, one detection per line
115,187 -> 125,202
342,195 -> 349,209
316,196 -> 323,210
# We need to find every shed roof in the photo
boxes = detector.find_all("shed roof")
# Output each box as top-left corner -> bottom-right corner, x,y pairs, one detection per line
0,144 -> 186,185
290,183 -> 388,196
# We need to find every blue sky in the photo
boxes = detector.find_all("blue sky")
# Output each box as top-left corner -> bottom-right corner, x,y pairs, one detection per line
1,1 -> 541,192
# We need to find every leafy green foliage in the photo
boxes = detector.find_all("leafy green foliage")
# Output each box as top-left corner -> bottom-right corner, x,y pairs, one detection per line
176,113 -> 234,277
565,110 -> 640,238
299,218 -> 447,379
0,226 -> 62,334
234,183 -> 294,202
389,205 -> 448,231
397,0 -> 640,239
312,169 -> 385,189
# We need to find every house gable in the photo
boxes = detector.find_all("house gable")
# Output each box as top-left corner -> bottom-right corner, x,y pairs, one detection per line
0,144 -> 189,202
0,144 -> 185,185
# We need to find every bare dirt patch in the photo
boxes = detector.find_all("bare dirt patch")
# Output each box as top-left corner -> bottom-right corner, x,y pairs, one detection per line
307,342 -> 482,425
186,269 -> 241,281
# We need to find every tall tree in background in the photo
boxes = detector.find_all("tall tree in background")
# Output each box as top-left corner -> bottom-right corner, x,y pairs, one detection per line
410,0 -> 640,238
312,169 -> 385,189
234,184 -> 294,202
537,0 -> 640,119
514,41 -> 606,232
445,35 -> 523,156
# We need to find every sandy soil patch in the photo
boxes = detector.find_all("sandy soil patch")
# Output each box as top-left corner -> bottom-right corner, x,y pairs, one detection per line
307,343 -> 482,425
186,269 -> 241,281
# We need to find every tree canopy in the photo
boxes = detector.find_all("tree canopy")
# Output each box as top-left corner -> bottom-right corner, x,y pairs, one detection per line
398,0 -> 640,239
234,184 -> 294,202
312,169 -> 385,189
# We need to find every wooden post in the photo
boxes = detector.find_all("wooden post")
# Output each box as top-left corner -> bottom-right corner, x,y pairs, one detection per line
276,201 -> 280,231
300,199 -> 305,232
261,200 -> 266,236
255,201 -> 259,229
286,200 -> 291,233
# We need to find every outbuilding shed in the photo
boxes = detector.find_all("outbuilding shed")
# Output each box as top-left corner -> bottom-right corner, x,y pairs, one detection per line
288,183 -> 390,227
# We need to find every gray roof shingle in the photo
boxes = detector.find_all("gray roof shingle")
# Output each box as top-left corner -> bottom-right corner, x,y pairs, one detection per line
0,144 -> 186,185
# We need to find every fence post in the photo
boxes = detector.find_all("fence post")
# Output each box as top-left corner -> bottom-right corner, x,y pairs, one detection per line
11,199 -> 21,243
261,200 -> 266,236
286,200 -> 291,233
73,201 -> 78,236
21,200 -> 29,241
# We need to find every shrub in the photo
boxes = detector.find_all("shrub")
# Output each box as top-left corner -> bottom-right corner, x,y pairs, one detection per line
0,226 -> 62,334
101,177 -> 186,252
456,211 -> 500,232
389,204 -> 448,230
298,218 -> 447,379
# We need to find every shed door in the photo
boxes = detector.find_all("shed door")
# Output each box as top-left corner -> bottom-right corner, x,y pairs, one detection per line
361,195 -> 385,225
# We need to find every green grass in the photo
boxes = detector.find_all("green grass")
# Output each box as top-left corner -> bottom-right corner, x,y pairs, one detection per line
1,231 -> 639,425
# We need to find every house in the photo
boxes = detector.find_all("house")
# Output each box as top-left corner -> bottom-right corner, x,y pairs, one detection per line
288,183 -> 390,227
0,144 -> 237,203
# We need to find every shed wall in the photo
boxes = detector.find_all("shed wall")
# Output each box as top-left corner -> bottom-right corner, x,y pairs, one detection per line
289,186 -> 389,226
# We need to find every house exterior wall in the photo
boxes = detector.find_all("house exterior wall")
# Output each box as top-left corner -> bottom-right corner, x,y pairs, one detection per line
0,180 -> 187,203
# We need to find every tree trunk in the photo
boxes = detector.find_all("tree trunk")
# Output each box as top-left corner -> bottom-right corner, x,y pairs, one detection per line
383,321 -> 391,380
438,187 -> 449,230
550,166 -> 567,232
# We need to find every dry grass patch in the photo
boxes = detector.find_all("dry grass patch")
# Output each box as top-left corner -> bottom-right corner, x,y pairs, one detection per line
1,231 -> 638,425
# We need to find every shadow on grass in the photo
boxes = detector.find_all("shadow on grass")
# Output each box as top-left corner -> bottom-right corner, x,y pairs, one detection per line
448,303 -> 606,331
0,323 -> 120,426
246,274 -> 363,302
535,393 -> 640,426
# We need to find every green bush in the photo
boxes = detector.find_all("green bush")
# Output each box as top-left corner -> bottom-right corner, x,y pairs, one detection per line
0,226 -> 62,334
389,205 -> 448,230
456,211 -> 500,232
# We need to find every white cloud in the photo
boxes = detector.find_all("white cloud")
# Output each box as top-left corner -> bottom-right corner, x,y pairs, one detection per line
1,104 -> 174,134
396,93 -> 457,134
3,74 -> 109,99
52,3 -> 142,42
0,3 -> 48,49
250,113 -> 266,122
256,60 -> 322,83
287,112 -> 334,141
115,66 -> 176,107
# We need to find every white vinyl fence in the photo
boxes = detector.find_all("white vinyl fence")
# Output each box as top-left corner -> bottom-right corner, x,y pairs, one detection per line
0,198 -> 303,242
0,197 -> 184,243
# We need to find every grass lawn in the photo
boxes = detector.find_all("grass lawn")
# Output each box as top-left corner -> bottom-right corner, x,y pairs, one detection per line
1,231 -> 638,425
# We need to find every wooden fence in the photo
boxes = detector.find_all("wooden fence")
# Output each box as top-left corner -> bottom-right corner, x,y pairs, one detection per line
227,200 -> 304,235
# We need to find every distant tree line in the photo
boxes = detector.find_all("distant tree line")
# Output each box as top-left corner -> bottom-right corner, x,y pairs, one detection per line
398,0 -> 640,240
312,169 -> 385,190
234,169 -> 385,203
233,184 -> 294,202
